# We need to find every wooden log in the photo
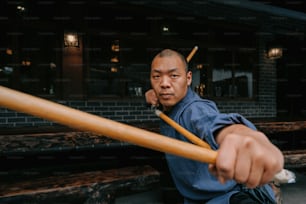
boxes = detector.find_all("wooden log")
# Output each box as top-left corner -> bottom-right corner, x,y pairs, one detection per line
255,121 -> 306,134
283,150 -> 306,168
0,165 -> 160,204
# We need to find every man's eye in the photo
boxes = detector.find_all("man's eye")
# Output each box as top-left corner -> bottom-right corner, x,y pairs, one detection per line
152,75 -> 160,79
171,74 -> 179,78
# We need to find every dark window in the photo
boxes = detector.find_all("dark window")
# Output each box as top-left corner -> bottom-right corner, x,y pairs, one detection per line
0,31 -> 58,97
84,35 -> 151,98
212,48 -> 256,99
193,46 -> 257,100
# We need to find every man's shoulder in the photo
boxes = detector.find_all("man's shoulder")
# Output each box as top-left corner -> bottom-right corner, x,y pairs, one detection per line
176,98 -> 219,120
186,97 -> 217,110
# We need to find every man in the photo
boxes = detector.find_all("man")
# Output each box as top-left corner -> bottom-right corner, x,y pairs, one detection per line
145,49 -> 283,203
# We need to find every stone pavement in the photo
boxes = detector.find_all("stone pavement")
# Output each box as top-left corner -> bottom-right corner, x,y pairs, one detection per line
281,170 -> 306,204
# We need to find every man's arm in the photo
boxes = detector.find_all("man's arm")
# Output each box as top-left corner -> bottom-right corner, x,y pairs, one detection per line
209,124 -> 284,188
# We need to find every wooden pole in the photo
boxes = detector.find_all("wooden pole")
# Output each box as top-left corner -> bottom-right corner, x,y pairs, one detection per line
186,46 -> 198,62
155,109 -> 211,149
0,85 -> 217,164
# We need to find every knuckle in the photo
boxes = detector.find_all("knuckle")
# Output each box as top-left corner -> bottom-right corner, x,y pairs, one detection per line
246,177 -> 260,188
216,165 -> 232,179
253,151 -> 265,163
234,174 -> 248,184
217,162 -> 231,174
241,136 -> 255,148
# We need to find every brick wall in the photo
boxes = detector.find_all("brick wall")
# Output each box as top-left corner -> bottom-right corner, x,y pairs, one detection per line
0,99 -> 159,129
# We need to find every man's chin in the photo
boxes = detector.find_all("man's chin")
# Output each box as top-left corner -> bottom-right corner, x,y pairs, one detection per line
160,100 -> 175,109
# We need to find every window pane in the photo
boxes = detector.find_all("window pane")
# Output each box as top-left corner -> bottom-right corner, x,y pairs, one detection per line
235,48 -> 257,98
212,49 -> 233,97
0,31 -> 58,97
211,48 -> 256,99
85,35 -> 150,98
213,68 -> 232,97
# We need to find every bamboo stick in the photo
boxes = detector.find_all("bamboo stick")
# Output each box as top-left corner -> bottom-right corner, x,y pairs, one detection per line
0,85 -> 217,164
186,46 -> 198,62
155,109 -> 211,149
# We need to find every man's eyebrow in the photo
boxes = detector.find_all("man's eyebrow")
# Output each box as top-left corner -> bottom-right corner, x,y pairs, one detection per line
152,67 -> 178,73
168,68 -> 178,72
151,68 -> 161,72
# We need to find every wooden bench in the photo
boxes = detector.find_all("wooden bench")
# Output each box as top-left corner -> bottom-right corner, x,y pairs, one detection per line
254,121 -> 306,168
283,150 -> 306,168
0,165 -> 160,204
254,121 -> 306,134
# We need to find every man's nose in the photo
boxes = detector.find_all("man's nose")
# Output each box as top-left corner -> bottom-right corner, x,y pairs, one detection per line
160,76 -> 171,88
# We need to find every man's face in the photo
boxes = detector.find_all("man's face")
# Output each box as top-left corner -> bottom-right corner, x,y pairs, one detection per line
150,55 -> 192,111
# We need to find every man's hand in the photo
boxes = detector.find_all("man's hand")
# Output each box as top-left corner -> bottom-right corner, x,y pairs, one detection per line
209,124 -> 284,189
145,89 -> 159,107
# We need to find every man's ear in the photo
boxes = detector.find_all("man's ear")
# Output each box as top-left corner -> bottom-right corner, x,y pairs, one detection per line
187,71 -> 192,86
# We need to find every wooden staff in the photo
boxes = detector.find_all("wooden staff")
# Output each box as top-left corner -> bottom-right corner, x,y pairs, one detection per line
186,45 -> 198,62
0,86 -> 291,184
155,109 -> 211,149
0,85 -> 217,164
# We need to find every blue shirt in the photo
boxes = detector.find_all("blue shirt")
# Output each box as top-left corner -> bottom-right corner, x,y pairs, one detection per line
160,87 -> 275,204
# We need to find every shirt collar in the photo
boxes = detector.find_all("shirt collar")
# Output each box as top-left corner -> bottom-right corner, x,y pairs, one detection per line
168,87 -> 196,116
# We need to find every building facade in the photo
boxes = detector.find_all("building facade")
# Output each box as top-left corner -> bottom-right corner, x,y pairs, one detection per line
0,0 -> 306,128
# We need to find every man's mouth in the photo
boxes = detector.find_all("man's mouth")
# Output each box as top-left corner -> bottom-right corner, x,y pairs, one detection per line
159,93 -> 173,100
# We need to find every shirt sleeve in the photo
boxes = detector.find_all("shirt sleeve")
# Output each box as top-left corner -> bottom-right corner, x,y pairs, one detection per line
182,100 -> 257,150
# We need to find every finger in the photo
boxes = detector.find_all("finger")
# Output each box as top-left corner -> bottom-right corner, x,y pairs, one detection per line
233,148 -> 252,185
260,165 -> 278,186
260,147 -> 284,185
245,163 -> 264,188
208,164 -> 218,178
215,140 -> 237,183
209,163 -> 226,184
152,99 -> 159,106
244,144 -> 274,187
